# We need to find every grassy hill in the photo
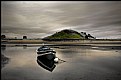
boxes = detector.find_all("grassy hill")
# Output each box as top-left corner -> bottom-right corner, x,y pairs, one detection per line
42,29 -> 85,41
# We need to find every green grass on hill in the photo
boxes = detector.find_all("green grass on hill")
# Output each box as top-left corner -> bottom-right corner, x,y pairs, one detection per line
47,31 -> 83,39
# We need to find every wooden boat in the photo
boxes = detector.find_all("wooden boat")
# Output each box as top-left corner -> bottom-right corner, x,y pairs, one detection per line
37,55 -> 56,72
36,46 -> 56,54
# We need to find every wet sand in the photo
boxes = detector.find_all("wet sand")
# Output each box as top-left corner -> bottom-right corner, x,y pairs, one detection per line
1,44 -> 121,80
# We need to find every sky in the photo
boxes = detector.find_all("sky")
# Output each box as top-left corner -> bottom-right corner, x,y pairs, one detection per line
1,1 -> 121,39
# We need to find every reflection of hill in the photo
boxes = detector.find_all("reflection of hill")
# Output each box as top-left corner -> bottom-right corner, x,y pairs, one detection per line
1,54 -> 9,69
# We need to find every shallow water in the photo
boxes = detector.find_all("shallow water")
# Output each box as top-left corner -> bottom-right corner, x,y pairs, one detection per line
1,44 -> 121,80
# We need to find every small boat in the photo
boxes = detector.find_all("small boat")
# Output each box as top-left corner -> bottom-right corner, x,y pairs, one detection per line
36,44 -> 59,72
36,45 -> 56,54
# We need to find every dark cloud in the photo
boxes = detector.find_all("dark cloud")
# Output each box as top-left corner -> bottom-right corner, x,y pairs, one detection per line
1,1 -> 121,39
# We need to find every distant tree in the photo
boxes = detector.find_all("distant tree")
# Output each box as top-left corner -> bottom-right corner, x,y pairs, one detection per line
85,35 -> 88,39
15,37 -> 17,39
1,35 -> 6,39
88,34 -> 91,37
23,36 -> 27,39
83,32 -> 86,35
88,34 -> 95,39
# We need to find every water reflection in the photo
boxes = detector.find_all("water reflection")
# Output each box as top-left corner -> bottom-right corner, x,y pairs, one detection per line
23,45 -> 27,49
91,46 -> 121,51
37,56 -> 56,72
1,45 -> 6,51
1,44 -> 121,80
1,45 -> 9,69
1,54 -> 9,69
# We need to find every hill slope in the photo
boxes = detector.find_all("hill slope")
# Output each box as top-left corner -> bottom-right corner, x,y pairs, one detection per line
42,29 -> 95,41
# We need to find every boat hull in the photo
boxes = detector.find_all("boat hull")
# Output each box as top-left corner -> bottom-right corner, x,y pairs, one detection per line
37,55 -> 56,72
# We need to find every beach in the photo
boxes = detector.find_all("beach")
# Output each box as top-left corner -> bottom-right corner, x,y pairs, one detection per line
1,41 -> 121,80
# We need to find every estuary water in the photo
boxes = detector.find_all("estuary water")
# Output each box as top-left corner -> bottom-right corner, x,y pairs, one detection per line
1,44 -> 121,80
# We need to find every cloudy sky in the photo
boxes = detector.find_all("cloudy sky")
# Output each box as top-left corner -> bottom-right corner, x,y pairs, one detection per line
1,1 -> 121,39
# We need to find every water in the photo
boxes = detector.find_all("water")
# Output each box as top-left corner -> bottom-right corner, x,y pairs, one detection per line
1,44 -> 121,80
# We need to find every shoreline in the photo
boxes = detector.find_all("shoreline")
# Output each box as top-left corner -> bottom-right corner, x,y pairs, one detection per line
1,40 -> 121,48
1,39 -> 121,45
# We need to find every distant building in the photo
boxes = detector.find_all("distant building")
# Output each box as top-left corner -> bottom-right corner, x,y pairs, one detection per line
1,35 -> 6,39
23,36 -> 27,39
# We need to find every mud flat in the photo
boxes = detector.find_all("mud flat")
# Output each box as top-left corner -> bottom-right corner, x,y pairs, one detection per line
1,43 -> 121,80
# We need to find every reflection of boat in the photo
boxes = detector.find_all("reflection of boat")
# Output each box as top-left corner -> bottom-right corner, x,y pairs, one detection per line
37,55 -> 56,72
36,46 -> 56,54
